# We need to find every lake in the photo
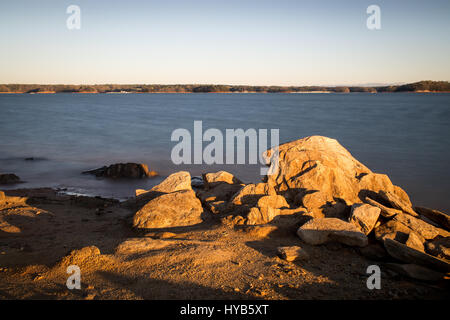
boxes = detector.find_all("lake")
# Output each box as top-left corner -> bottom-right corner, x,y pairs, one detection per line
0,93 -> 449,211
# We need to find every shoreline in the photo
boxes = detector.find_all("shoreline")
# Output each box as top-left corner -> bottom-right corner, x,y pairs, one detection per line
0,136 -> 449,300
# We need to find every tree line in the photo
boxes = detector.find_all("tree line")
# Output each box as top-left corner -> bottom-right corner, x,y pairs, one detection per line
0,81 -> 448,94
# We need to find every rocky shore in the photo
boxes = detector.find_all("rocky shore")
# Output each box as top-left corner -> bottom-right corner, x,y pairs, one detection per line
0,136 -> 448,299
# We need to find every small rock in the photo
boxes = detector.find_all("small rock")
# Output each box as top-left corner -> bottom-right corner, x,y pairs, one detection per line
277,246 -> 309,262
349,203 -> 380,235
150,171 -> 192,193
405,232 -> 425,252
203,171 -> 241,187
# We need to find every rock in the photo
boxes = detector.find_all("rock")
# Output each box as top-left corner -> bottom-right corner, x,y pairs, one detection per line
297,218 -> 368,247
254,195 -> 289,224
135,189 -> 147,196
230,183 -> 276,207
374,220 -> 412,243
349,203 -> 380,235
150,171 -> 192,193
203,171 -> 241,187
0,191 -> 5,201
59,246 -> 101,267
363,197 -> 402,218
379,190 -> 418,217
414,206 -> 450,230
385,263 -> 445,282
393,213 -> 442,240
298,191 -> 330,218
0,173 -> 21,185
405,232 -> 425,252
263,136 -> 411,216
145,231 -> 177,239
426,237 -> 450,261
83,163 -> 157,178
237,225 -> 278,238
191,176 -> 204,188
277,246 -> 309,262
383,238 -> 450,272
206,200 -> 227,214
197,180 -> 243,215
197,182 -> 243,204
132,190 -> 203,229
115,238 -> 173,255
358,243 -> 388,261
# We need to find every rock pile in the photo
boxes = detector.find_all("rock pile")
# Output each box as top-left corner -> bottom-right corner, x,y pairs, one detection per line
127,135 -> 449,281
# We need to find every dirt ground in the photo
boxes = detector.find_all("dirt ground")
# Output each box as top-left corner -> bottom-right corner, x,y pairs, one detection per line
0,188 -> 448,300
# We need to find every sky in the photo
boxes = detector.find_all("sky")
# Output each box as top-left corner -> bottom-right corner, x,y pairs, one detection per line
0,0 -> 449,86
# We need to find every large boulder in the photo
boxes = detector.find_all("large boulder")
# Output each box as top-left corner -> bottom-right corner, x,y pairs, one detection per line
83,163 -> 157,179
297,218 -> 368,247
132,190 -> 203,229
0,173 -> 21,185
263,136 -> 411,216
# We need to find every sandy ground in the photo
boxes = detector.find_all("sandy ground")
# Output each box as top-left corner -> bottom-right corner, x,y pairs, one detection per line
0,188 -> 448,300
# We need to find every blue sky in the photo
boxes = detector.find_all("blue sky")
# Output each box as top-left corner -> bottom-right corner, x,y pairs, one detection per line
1,0 -> 449,85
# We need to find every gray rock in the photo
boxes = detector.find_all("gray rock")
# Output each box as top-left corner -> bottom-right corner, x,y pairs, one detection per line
297,218 -> 368,247
349,203 -> 380,235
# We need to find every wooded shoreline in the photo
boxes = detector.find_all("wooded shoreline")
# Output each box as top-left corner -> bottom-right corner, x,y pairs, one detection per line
1,80 -> 449,94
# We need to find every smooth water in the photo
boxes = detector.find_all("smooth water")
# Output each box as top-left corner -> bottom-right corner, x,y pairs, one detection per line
0,93 -> 449,211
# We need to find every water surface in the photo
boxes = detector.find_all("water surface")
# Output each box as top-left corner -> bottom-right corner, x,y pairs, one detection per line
0,93 -> 449,211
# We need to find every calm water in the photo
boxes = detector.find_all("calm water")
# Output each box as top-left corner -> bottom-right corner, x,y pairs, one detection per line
0,93 -> 449,211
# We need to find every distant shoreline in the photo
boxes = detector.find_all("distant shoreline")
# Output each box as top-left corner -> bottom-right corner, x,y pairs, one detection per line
0,80 -> 449,94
